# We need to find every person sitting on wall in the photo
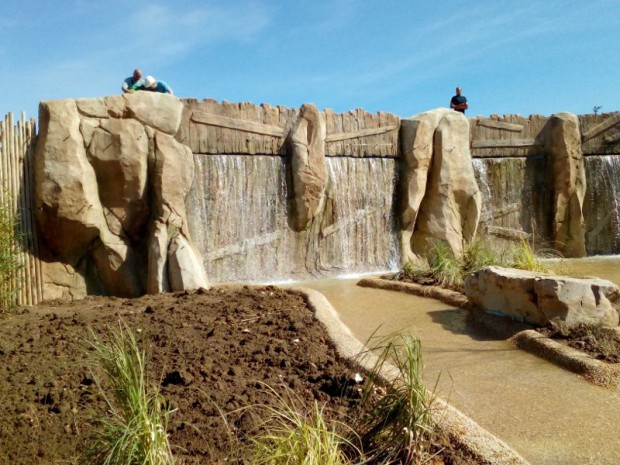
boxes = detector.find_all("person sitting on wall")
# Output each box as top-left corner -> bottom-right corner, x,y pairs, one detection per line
122,68 -> 144,93
142,75 -> 174,95
450,86 -> 468,113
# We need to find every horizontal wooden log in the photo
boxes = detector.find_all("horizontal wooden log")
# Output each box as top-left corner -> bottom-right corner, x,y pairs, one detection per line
325,125 -> 399,143
471,138 -> 544,149
191,111 -> 286,138
485,226 -> 531,241
476,119 -> 524,132
582,112 -> 620,142
480,203 -> 520,222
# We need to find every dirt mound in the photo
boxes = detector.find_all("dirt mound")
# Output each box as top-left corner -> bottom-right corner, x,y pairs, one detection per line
0,285 -> 366,464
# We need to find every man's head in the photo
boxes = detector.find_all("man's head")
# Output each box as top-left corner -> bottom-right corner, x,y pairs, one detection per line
456,87 -> 462,96
133,69 -> 142,80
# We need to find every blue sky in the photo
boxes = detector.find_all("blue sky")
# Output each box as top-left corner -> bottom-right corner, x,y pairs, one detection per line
1,0 -> 619,121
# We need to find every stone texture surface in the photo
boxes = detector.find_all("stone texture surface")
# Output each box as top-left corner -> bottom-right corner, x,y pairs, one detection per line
288,103 -> 328,231
544,112 -> 586,258
400,109 -> 481,263
465,266 -> 620,328
35,93 -> 209,298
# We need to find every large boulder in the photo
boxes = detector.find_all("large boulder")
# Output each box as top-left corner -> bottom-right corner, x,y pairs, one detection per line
35,99 -> 107,263
465,266 -> 620,328
88,118 -> 150,239
35,94 -> 209,298
544,113 -> 586,258
288,103 -> 328,231
401,109 -> 481,263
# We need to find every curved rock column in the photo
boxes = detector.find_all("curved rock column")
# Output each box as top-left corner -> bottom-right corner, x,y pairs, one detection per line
544,112 -> 586,258
148,132 -> 209,293
288,103 -> 327,231
400,109 -> 481,263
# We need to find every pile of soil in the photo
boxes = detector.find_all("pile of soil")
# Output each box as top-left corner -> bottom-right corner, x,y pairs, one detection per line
0,285 -> 465,464
538,324 -> 620,363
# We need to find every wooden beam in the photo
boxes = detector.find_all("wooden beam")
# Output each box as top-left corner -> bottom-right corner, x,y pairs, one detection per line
471,138 -> 543,149
485,226 -> 531,241
582,112 -> 620,142
325,125 -> 399,143
191,111 -> 286,138
476,119 -> 524,132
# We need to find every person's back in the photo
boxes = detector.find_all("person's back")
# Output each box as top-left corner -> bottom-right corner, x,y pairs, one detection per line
143,75 -> 173,95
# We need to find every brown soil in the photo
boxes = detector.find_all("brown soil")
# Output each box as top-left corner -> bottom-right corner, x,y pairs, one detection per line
538,324 -> 620,363
0,285 -> 465,465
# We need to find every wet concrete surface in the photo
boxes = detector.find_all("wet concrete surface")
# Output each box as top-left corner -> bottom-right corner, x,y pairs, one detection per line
291,277 -> 620,465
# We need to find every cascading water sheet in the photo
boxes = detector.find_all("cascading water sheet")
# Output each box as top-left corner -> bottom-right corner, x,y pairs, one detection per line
187,155 -> 400,282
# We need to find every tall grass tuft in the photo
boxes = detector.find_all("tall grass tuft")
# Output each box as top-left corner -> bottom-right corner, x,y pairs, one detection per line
84,322 -> 175,465
510,239 -> 549,272
356,334 -> 436,465
0,193 -> 23,311
248,383 -> 359,465
428,241 -> 464,289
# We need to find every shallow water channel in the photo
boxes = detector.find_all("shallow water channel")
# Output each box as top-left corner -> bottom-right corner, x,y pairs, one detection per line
290,265 -> 620,465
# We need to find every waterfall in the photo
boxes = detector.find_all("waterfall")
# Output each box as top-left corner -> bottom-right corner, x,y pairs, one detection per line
471,156 -> 552,242
584,156 -> 620,255
187,155 -> 399,283
321,157 -> 400,274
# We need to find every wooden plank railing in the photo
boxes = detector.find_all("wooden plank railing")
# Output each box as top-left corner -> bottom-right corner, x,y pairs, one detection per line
0,112 -> 43,306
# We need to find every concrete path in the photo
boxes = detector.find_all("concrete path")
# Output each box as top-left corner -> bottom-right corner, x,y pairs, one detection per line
292,278 -> 620,465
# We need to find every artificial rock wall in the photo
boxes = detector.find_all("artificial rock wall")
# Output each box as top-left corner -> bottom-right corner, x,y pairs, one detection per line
33,92 -> 610,297
35,93 -> 208,299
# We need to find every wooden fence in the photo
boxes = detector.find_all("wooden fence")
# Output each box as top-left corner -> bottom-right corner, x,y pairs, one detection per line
0,112 -> 43,306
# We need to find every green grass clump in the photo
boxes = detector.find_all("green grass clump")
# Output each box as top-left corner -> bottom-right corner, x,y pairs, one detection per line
394,237 -> 555,291
248,384 -> 359,465
356,334 -> 437,465
0,194 -> 23,311
84,322 -> 175,465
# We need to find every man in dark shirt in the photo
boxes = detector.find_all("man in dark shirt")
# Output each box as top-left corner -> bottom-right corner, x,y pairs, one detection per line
450,87 -> 468,113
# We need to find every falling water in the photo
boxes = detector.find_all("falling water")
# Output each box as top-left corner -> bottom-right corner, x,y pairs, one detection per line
187,155 -> 399,283
471,156 -> 552,242
321,157 -> 400,274
584,155 -> 620,255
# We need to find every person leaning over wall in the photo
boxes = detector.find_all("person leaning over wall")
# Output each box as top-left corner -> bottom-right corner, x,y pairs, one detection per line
141,75 -> 174,95
122,68 -> 144,93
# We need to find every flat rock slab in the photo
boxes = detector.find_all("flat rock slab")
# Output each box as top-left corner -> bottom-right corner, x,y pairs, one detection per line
465,266 -> 620,328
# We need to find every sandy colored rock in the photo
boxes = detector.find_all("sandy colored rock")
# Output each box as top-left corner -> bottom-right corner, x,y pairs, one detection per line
465,266 -> 619,327
36,96 -> 210,298
399,109 -> 451,264
289,103 -> 328,231
34,99 -> 107,262
168,233 -> 209,291
88,118 -> 149,239
124,92 -> 184,135
410,110 -> 481,260
76,98 -> 109,119
147,132 -> 209,293
544,112 -> 586,258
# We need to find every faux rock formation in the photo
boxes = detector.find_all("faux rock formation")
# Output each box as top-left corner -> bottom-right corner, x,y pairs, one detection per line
35,92 -> 209,298
544,113 -> 586,258
400,109 -> 481,264
288,103 -> 328,231
465,266 -> 620,328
